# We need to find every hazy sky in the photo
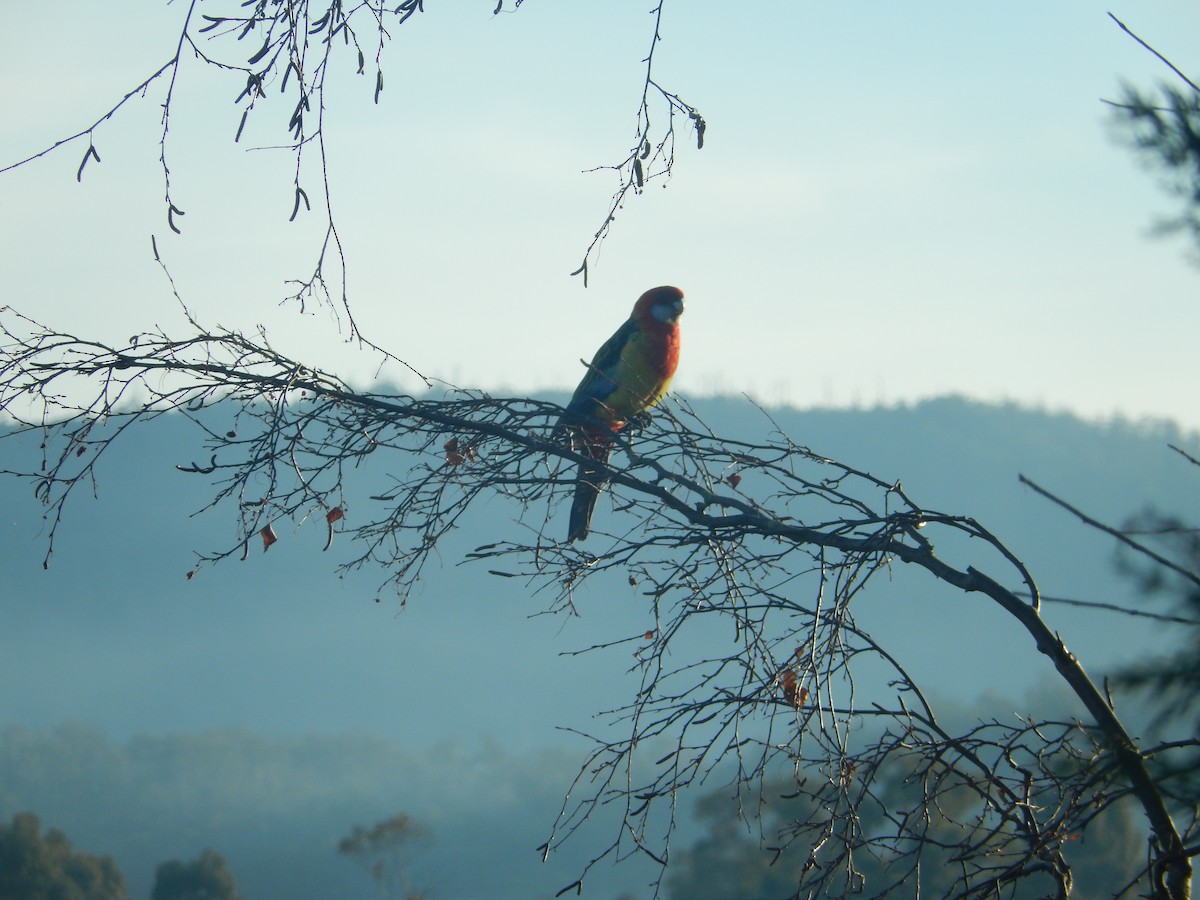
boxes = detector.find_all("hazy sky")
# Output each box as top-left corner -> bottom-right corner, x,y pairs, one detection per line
2,2 -> 1198,428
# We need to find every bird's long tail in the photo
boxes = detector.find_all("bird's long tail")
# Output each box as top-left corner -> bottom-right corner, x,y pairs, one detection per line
568,442 -> 612,543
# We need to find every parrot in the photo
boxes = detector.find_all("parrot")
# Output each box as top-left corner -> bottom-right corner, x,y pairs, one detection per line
558,285 -> 684,542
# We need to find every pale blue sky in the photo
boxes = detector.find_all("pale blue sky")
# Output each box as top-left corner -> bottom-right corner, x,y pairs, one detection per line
2,2 -> 1198,428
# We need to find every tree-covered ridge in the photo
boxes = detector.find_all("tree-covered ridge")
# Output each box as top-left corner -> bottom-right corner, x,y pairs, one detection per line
2,398 -> 1197,897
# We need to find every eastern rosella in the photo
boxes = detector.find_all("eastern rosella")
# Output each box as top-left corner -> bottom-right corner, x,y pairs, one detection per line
559,285 -> 684,542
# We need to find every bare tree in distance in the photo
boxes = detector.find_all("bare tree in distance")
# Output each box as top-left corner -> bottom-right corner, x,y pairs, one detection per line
0,5 -> 1196,899
339,814 -> 430,900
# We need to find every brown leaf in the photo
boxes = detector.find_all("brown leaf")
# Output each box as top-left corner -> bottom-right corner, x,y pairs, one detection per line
323,507 -> 343,552
780,669 -> 806,709
443,437 -> 476,466
260,524 -> 277,551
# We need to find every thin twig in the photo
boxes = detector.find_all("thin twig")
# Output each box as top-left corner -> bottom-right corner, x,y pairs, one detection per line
1020,474 -> 1200,592
1108,12 -> 1200,93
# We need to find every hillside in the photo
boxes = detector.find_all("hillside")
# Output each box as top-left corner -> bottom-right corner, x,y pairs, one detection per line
0,395 -> 1196,898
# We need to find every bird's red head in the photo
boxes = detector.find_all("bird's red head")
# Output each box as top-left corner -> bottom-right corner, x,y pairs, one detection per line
632,285 -> 685,329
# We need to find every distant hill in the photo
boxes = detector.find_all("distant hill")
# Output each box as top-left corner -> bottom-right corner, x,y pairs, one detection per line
1,395 -> 1196,898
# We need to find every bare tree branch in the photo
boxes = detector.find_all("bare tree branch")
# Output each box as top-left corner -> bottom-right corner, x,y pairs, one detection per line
1108,12 -> 1200,94
570,2 -> 705,285
3,2 -> 704,313
1020,474 -> 1200,592
0,303 -> 1191,897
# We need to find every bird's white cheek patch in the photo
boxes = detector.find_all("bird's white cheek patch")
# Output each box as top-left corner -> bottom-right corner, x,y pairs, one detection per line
652,303 -> 683,323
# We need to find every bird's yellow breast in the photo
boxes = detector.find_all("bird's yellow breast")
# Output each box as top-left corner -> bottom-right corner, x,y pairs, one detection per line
603,328 -> 678,423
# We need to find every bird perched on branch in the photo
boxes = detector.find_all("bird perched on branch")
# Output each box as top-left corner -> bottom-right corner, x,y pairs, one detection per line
558,285 -> 684,542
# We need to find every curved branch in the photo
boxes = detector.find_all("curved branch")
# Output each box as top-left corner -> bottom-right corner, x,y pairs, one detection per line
0,306 -> 1190,897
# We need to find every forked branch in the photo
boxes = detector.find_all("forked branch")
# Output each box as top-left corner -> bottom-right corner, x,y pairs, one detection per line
0,304 -> 1190,896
